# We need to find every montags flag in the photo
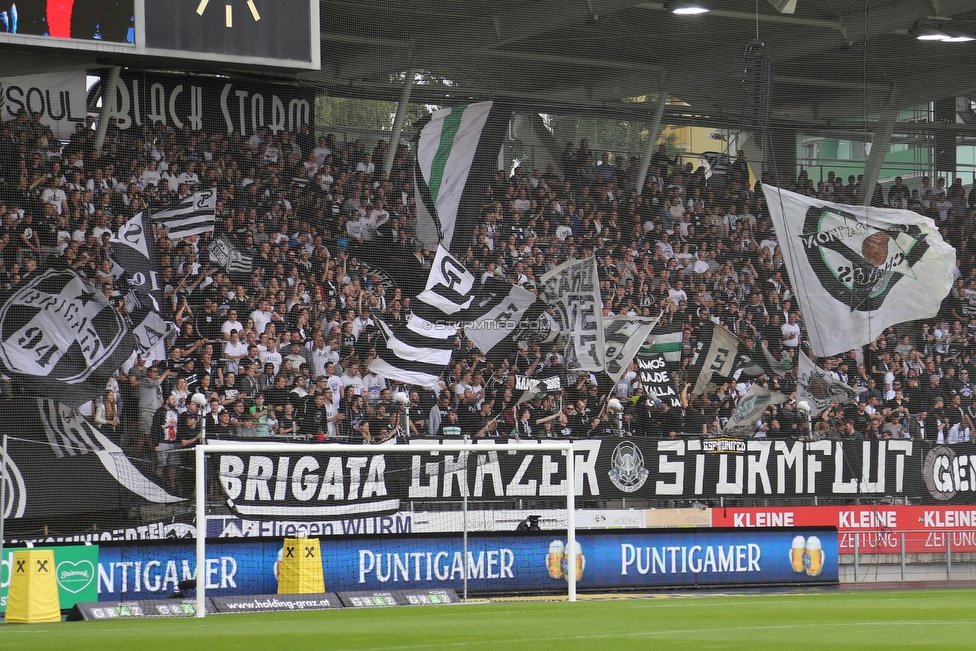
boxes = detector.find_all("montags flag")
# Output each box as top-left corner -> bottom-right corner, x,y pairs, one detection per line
763,186 -> 955,356
796,354 -> 863,417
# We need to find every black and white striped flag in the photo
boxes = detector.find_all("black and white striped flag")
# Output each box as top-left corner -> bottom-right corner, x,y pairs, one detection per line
152,189 -> 217,239
370,247 -> 469,389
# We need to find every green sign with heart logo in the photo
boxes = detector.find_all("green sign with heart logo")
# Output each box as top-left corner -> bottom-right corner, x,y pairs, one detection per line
1,545 -> 99,612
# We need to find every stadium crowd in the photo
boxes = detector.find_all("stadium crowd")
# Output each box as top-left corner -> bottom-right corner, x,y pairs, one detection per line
1,106 -> 974,461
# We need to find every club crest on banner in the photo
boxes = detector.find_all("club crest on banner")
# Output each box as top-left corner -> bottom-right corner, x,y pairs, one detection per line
922,446 -> 958,501
608,441 -> 649,493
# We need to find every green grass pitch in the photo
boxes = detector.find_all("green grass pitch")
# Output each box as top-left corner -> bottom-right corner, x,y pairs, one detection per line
2,589 -> 974,650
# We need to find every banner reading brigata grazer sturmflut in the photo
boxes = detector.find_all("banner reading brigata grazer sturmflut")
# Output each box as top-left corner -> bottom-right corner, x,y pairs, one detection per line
763,186 -> 955,357
7,435 -> 976,533
208,439 -> 976,518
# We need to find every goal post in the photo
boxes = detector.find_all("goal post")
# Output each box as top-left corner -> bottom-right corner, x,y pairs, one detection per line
193,441 -> 577,617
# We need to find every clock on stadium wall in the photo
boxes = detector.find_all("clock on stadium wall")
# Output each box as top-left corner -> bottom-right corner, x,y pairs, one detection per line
144,0 -> 315,66
193,0 -> 263,28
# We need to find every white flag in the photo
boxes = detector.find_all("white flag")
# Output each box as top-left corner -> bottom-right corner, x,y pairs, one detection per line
541,257 -> 605,372
722,384 -> 788,436
763,186 -> 955,356
603,316 -> 659,385
416,245 -> 474,315
796,354 -> 862,417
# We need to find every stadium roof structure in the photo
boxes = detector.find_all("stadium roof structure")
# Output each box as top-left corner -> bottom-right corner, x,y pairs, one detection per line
0,1 -> 974,134
306,0 -> 976,130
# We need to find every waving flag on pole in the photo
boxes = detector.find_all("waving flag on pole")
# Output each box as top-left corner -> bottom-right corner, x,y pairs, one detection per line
688,322 -> 739,395
540,257 -> 606,372
108,212 -> 178,357
462,279 -> 540,355
796,354 -> 863,417
108,212 -> 163,310
370,247 -> 472,389
646,324 -> 684,363
152,189 -> 217,239
0,269 -> 136,407
763,185 -> 955,357
722,384 -> 789,436
413,101 -> 510,255
603,316 -> 659,385
208,234 -> 253,275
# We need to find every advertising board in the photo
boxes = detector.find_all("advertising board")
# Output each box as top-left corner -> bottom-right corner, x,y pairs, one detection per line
93,529 -> 837,601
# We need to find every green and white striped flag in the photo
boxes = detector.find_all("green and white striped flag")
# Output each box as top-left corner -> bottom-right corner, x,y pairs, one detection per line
646,327 -> 683,363
413,101 -> 510,256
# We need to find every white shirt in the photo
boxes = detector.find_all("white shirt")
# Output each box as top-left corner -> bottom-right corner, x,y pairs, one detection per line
310,345 -> 338,377
222,340 -> 248,373
346,220 -> 364,241
341,373 -> 365,397
250,309 -> 274,335
259,350 -> 282,374
221,319 -> 244,337
781,322 -> 801,348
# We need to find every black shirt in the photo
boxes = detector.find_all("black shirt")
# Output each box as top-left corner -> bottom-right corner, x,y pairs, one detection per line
278,415 -> 300,438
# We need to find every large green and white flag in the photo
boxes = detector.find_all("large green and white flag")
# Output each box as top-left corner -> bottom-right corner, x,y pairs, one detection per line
763,186 -> 955,356
413,101 -> 509,255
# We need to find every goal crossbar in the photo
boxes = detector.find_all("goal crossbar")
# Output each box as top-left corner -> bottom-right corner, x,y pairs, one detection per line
194,441 -> 577,616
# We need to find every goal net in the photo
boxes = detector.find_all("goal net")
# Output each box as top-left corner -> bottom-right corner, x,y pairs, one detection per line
191,440 -> 577,616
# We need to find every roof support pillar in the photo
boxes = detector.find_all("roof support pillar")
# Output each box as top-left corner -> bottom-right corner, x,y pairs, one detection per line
94,66 -> 121,156
384,68 -> 416,179
635,88 -> 668,195
861,88 -> 899,207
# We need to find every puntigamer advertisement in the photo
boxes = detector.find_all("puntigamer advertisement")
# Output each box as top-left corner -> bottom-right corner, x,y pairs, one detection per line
84,529 -> 835,601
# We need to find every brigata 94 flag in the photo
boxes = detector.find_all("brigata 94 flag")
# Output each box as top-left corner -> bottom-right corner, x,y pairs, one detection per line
763,186 -> 955,357
0,270 -> 136,407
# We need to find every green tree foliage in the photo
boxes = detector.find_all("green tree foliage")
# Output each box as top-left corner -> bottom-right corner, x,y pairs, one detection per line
315,71 -> 452,136
543,95 -> 678,162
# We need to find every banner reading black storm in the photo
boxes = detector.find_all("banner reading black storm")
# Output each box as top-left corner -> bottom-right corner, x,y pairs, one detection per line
96,71 -> 313,137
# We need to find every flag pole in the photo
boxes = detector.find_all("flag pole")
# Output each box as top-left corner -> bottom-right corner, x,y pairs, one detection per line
0,435 -> 8,574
